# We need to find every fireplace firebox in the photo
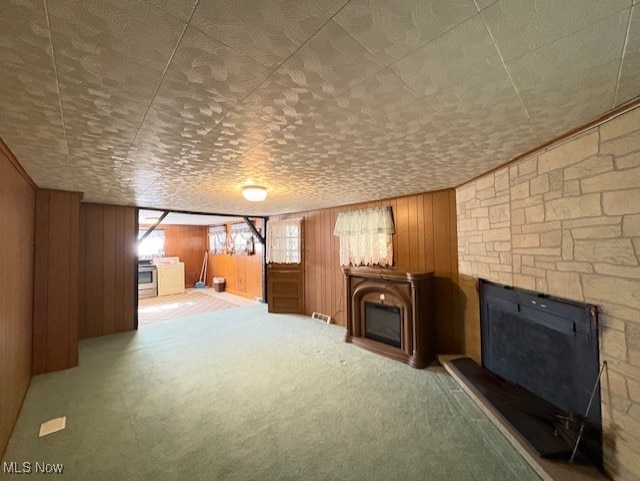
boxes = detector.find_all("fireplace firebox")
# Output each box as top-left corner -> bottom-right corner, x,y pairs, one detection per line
464,279 -> 604,470
364,301 -> 402,348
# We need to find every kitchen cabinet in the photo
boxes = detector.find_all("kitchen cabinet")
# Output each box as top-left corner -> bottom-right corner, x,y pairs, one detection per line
157,262 -> 185,296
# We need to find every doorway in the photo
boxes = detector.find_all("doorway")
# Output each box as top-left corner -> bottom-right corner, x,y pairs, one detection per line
136,210 -> 265,327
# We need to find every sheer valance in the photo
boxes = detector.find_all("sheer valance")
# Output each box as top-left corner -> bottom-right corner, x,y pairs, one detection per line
333,206 -> 395,236
333,207 -> 394,267
267,218 -> 302,264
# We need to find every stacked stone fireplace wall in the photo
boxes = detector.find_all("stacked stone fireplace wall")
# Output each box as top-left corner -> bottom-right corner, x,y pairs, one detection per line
456,106 -> 640,481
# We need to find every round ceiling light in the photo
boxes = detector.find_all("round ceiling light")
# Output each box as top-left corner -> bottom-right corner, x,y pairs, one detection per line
242,185 -> 268,202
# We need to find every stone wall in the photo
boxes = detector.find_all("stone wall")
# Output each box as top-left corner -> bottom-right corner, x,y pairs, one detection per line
456,106 -> 640,481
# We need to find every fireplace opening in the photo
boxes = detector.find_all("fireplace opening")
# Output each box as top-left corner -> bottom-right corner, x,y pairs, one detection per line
465,279 -> 603,470
364,301 -> 402,348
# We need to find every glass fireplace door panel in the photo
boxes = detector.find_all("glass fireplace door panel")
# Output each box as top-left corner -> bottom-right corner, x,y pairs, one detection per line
364,302 -> 401,348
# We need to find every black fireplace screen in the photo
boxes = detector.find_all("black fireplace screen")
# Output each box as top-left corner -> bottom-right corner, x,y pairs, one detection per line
479,279 -> 602,467
364,302 -> 401,348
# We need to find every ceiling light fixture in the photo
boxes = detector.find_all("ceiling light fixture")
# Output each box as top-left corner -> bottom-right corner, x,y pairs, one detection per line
242,185 -> 268,202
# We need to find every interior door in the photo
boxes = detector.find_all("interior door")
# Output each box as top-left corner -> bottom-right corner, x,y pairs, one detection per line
267,264 -> 304,313
266,218 -> 304,314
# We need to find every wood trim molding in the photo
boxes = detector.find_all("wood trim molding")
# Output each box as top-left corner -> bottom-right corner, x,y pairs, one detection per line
0,137 -> 37,189
457,95 -> 640,189
40,187 -> 84,199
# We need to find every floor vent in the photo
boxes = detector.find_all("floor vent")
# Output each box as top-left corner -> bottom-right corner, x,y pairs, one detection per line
312,312 -> 332,324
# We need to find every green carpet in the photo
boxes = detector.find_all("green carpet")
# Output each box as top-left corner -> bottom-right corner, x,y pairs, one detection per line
2,305 -> 541,480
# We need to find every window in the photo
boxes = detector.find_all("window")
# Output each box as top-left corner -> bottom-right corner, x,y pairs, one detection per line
266,218 -> 302,264
229,222 -> 255,256
208,225 -> 228,254
138,229 -> 165,258
333,207 -> 394,267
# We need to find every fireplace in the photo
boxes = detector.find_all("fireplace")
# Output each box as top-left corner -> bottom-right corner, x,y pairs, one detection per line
451,279 -> 603,470
343,267 -> 435,368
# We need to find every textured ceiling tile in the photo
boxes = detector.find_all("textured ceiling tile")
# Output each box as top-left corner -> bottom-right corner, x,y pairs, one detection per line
191,0 -> 330,69
333,0 -> 477,65
0,0 -> 72,188
474,0 -> 499,10
144,0 -> 198,22
391,13 -> 502,98
1,0 -> 50,69
316,0 -> 351,16
276,20 -> 385,98
47,0 -> 185,73
343,68 -> 425,128
427,66 -> 538,156
145,79 -> 232,141
226,74 -> 319,139
482,0 -> 631,62
507,10 -> 630,141
51,30 -> 162,105
616,4 -> 640,106
196,121 -> 264,162
1,0 -> 639,216
53,34 -> 156,170
44,0 -> 185,195
166,27 -> 272,105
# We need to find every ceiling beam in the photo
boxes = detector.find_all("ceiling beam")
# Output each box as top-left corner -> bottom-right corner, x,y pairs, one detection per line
138,211 -> 169,243
242,216 -> 265,245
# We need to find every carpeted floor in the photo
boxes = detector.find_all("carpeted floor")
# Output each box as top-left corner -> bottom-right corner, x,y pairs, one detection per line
3,305 -> 541,480
138,289 -> 240,326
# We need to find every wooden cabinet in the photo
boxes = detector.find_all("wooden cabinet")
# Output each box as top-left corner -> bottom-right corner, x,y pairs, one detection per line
157,263 -> 185,296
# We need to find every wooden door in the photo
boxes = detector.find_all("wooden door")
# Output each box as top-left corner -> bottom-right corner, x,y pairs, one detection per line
267,264 -> 304,313
266,218 -> 304,314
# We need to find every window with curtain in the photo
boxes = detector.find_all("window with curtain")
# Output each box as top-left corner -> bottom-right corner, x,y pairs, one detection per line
267,218 -> 302,264
229,222 -> 255,255
138,229 -> 166,258
333,206 -> 395,267
208,224 -> 228,254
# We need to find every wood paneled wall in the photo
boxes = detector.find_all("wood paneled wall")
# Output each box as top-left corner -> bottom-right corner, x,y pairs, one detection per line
0,139 -> 36,457
272,189 -> 462,353
207,249 -> 264,299
79,203 -> 137,339
206,220 -> 264,300
144,224 -> 208,288
33,189 -> 82,375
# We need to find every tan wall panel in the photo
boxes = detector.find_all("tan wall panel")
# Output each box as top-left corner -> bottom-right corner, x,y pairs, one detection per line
80,203 -> 137,339
205,220 -> 264,300
33,189 -> 82,375
159,225 -> 208,288
0,139 -> 36,457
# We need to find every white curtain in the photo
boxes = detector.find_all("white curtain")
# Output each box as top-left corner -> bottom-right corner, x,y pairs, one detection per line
333,207 -> 395,267
267,218 -> 302,264
208,225 -> 227,254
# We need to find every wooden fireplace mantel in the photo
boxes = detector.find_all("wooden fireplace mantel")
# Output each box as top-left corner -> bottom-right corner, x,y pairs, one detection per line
343,266 -> 435,368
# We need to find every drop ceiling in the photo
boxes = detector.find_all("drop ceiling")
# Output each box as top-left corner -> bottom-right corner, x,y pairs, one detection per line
1,0 -> 638,216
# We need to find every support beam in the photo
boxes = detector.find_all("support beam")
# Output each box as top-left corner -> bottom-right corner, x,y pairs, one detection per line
138,211 -> 169,243
262,218 -> 268,304
242,216 -> 265,245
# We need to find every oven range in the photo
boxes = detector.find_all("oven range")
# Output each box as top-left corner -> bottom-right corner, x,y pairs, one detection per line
138,260 -> 157,298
